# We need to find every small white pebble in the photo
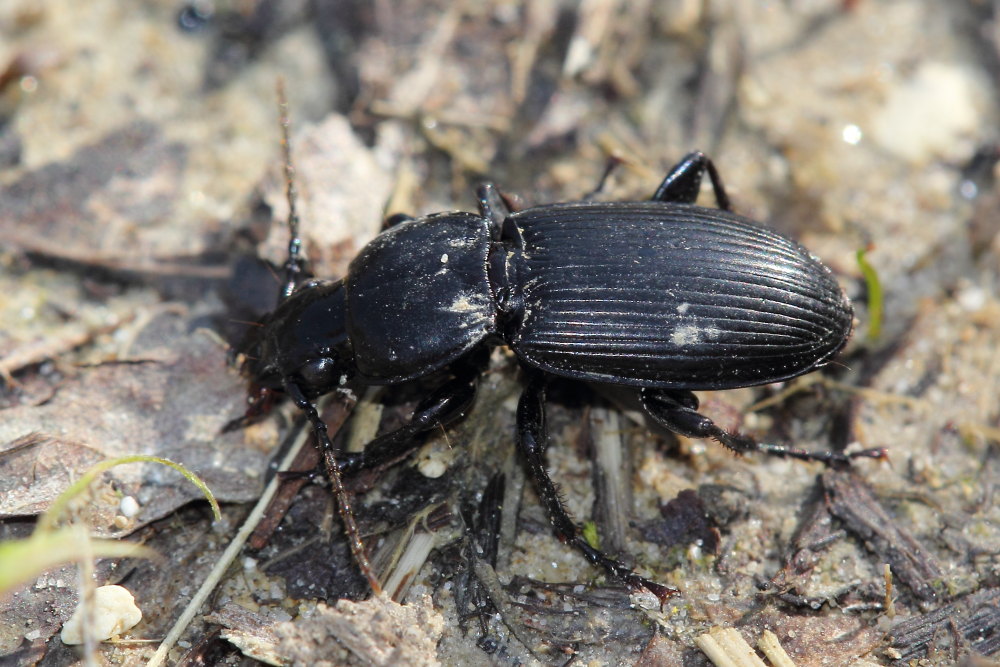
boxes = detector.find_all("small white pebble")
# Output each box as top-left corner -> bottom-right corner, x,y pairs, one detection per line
118,496 -> 140,518
629,590 -> 660,610
416,441 -> 454,479
957,285 -> 986,312
959,180 -> 978,200
417,454 -> 448,479
60,585 -> 142,644
841,123 -> 863,145
270,608 -> 292,622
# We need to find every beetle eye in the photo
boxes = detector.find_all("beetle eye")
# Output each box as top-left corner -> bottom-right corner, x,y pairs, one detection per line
297,357 -> 337,390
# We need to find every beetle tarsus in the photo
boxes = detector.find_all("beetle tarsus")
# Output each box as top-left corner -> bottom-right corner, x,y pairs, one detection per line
756,443 -> 890,466
572,535 -> 679,602
222,383 -> 279,433
581,155 -> 626,200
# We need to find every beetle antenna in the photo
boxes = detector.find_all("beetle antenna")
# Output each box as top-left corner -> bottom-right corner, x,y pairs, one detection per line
276,78 -> 304,300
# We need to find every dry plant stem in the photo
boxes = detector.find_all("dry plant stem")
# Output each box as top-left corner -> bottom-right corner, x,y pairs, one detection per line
344,386 -> 384,454
696,626 -> 768,667
79,524 -> 97,667
884,563 -> 896,618
144,423 -> 312,667
757,629 -> 797,667
471,557 -> 545,663
746,374 -> 926,413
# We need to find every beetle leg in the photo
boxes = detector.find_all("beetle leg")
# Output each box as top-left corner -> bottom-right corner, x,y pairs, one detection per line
476,182 -> 512,233
518,375 -> 678,602
338,362 -> 481,474
651,151 -> 732,211
755,442 -> 890,466
581,155 -> 626,200
382,212 -> 414,229
640,387 -> 758,454
640,388 -> 889,465
479,182 -> 530,244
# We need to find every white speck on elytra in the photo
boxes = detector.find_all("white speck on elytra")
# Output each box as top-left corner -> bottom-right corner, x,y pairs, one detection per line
671,324 -> 721,346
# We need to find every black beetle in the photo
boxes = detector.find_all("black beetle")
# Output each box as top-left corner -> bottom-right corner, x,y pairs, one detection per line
239,148 -> 857,600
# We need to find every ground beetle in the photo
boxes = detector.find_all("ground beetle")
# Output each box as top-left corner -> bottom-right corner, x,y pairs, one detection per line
238,106 -> 863,600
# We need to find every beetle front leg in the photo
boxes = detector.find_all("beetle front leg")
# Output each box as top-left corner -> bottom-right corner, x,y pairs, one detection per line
651,151 -> 732,211
339,358 -> 483,475
640,388 -> 886,465
518,375 -> 677,602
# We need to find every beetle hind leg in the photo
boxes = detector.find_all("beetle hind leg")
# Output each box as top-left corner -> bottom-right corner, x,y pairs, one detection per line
640,388 -> 888,465
517,375 -> 677,602
640,388 -> 758,454
651,151 -> 732,211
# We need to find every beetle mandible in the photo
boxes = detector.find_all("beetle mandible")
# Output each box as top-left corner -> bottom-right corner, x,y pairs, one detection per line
240,142 -> 858,600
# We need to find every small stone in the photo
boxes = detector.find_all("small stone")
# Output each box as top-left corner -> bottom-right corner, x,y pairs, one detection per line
60,585 -> 142,644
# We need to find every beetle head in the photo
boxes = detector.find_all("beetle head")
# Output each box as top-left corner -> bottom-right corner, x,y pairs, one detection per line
239,279 -> 355,400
